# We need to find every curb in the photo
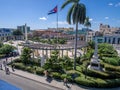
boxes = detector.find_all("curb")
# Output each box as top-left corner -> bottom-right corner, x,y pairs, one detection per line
2,69 -> 64,90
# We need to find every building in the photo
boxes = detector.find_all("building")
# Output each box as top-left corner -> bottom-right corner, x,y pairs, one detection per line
99,23 -> 120,35
103,34 -> 120,44
17,25 -> 30,33
92,31 -> 120,44
48,27 -> 74,32
0,28 -> 14,41
31,29 -> 87,41
93,36 -> 104,43
86,29 -> 95,42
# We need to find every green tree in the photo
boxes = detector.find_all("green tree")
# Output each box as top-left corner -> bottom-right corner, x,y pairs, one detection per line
0,44 -> 15,55
13,29 -> 23,35
44,50 -> 61,71
20,47 -> 32,65
62,56 -> 73,70
61,0 -> 86,70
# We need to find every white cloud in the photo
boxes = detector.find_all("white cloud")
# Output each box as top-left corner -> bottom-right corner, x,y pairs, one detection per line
105,17 -> 109,19
115,2 -> 120,7
39,17 -> 47,20
89,18 -> 93,21
108,3 -> 113,6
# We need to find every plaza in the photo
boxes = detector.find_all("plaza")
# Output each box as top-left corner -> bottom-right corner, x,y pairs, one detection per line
1,0 -> 120,89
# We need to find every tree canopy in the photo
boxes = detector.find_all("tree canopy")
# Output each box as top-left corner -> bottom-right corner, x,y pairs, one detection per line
20,47 -> 32,65
0,44 -> 15,55
13,29 -> 23,36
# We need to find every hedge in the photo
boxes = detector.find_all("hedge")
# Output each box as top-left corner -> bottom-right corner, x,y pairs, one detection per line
25,66 -> 34,73
102,57 -> 120,66
14,63 -> 26,70
51,72 -> 61,80
105,64 -> 120,72
87,69 -> 110,79
75,76 -> 120,88
36,68 -> 44,75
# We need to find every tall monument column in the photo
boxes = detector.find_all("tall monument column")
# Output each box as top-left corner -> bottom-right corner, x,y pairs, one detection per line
25,23 -> 28,43
88,36 -> 101,70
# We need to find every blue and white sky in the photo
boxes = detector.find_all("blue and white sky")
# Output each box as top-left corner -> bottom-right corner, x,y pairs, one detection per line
0,0 -> 120,30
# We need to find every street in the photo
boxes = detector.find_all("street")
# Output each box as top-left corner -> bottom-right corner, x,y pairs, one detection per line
0,70 -> 61,90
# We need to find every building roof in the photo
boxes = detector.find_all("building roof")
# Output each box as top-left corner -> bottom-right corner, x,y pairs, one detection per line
66,30 -> 87,35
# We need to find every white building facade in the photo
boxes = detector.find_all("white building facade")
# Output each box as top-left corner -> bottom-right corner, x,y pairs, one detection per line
0,28 -> 13,41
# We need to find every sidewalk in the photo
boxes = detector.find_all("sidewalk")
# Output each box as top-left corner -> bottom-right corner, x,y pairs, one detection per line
4,67 -> 85,90
1,57 -> 86,90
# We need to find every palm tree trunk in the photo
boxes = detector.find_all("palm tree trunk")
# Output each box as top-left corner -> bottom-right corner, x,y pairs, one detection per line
74,23 -> 78,70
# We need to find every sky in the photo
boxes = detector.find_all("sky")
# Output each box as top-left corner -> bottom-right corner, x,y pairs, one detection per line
0,0 -> 120,30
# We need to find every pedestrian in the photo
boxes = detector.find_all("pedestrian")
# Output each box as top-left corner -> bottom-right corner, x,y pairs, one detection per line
6,58 -> 8,63
44,70 -> 48,77
6,68 -> 10,75
11,64 -> 15,72
0,64 -> 2,70
63,78 -> 67,86
3,61 -> 5,65
3,61 -> 6,67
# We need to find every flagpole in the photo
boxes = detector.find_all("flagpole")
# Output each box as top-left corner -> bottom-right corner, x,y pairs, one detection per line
57,5 -> 58,31
56,5 -> 58,45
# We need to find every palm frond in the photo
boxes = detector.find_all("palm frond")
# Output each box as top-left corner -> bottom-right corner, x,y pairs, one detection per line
72,3 -> 79,24
84,16 -> 91,28
78,3 -> 86,24
61,0 -> 79,10
67,4 -> 75,24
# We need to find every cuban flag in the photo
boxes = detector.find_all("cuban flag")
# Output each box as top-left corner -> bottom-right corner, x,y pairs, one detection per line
48,6 -> 57,15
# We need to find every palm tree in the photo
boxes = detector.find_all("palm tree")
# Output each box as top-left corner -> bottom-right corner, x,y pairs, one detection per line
84,17 -> 91,42
61,0 -> 86,70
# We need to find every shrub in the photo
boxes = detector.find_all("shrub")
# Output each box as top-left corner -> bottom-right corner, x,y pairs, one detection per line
61,74 -> 73,82
36,67 -> 44,75
25,66 -> 34,73
75,76 -> 120,88
14,63 -> 25,70
102,57 -> 120,66
14,58 -> 21,63
75,77 -> 97,87
52,72 -> 61,80
0,54 -> 5,58
105,64 -> 120,72
86,69 -> 110,79
42,63 -> 51,70
67,70 -> 80,77
61,74 -> 67,80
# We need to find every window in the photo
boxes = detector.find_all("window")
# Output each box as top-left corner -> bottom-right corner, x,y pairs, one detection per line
113,38 -> 115,44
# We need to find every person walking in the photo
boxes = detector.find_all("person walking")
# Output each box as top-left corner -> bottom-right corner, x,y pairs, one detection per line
63,78 -> 67,86
11,64 -> 15,72
6,68 -> 10,75
3,61 -> 7,71
0,64 -> 2,70
6,58 -> 8,63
